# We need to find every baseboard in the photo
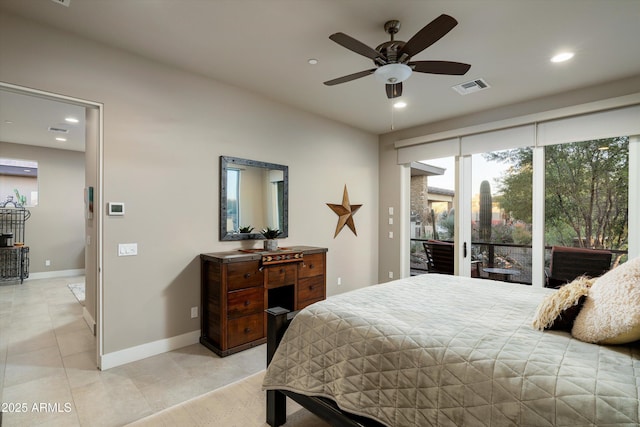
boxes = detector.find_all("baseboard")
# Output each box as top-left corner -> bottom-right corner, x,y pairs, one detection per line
82,306 -> 96,335
99,330 -> 200,370
27,269 -> 85,280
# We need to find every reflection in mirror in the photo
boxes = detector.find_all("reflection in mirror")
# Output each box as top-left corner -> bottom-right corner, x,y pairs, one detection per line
0,157 -> 38,206
220,156 -> 288,241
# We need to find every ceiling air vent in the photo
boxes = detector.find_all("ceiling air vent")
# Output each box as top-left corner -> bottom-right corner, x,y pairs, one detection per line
48,126 -> 69,133
452,78 -> 490,95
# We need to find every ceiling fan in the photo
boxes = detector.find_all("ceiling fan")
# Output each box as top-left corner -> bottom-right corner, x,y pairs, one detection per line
324,14 -> 471,99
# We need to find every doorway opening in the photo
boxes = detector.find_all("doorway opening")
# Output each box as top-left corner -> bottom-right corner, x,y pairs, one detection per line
0,81 -> 103,367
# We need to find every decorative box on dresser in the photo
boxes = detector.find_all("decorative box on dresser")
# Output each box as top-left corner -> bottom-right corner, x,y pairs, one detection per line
200,246 -> 327,357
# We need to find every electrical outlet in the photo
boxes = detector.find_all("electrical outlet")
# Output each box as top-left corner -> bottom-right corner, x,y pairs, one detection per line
337,277 -> 342,286
45,259 -> 51,267
388,271 -> 394,279
191,306 -> 198,319
388,231 -> 393,239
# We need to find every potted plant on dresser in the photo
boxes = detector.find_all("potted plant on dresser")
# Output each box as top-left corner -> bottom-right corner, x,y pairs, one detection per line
261,227 -> 281,251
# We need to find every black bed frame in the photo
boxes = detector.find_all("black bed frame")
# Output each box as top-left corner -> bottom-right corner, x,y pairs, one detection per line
265,307 -> 385,427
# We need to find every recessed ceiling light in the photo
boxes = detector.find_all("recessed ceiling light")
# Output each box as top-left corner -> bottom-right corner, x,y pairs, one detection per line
393,101 -> 407,109
55,137 -> 67,142
4,120 -> 13,124
308,58 -> 319,65
65,117 -> 79,123
551,52 -> 574,63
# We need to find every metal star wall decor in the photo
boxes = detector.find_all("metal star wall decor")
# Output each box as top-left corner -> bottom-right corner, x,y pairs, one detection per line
327,185 -> 362,237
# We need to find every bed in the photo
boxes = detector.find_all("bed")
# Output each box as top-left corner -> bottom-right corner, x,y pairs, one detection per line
262,273 -> 640,426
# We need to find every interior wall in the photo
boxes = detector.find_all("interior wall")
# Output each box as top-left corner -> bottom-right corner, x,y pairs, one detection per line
378,75 -> 640,283
0,141 -> 85,274
0,13 -> 379,357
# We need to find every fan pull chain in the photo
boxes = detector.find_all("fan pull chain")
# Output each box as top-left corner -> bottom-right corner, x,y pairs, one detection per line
390,99 -> 395,130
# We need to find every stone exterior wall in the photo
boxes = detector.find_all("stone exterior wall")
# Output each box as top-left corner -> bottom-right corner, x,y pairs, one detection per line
410,176 -> 430,225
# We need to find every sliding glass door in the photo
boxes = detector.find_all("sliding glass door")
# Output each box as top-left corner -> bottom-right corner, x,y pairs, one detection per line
400,104 -> 639,285
469,148 -> 533,283
410,156 -> 457,275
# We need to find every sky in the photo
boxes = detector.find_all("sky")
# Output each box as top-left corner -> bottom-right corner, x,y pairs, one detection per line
422,153 -> 512,196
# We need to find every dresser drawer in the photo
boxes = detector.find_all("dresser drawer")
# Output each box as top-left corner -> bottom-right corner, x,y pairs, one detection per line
227,287 -> 264,318
298,253 -> 324,278
298,276 -> 324,302
298,297 -> 323,310
266,264 -> 297,288
227,261 -> 263,290
227,313 -> 264,348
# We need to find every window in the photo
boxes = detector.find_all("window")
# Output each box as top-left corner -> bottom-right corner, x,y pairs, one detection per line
545,137 -> 628,264
0,157 -> 38,206
410,156 -> 456,274
399,102 -> 639,285
471,148 -> 533,283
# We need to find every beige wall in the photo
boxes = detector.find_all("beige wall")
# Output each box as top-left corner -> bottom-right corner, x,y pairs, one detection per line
0,141 -> 85,274
0,13 -> 379,357
378,75 -> 640,282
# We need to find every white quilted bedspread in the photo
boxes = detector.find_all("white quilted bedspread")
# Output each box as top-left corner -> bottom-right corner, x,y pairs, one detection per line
262,274 -> 640,426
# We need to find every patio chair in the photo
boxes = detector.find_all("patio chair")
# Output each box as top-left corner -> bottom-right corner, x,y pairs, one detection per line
423,240 -> 454,275
546,246 -> 612,288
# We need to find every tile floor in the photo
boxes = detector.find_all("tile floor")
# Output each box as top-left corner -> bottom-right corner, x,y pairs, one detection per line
0,275 -> 266,426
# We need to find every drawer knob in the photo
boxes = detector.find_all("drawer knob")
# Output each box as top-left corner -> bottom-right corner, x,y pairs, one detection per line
244,327 -> 252,334
244,300 -> 250,306
280,268 -> 284,274
244,273 -> 251,279
309,285 -> 315,290
309,264 -> 314,269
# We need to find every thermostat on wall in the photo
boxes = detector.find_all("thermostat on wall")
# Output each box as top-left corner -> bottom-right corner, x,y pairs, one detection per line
108,202 -> 125,216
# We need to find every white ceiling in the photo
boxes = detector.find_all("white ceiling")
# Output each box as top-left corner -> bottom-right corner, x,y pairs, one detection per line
0,89 -> 86,152
1,0 -> 640,139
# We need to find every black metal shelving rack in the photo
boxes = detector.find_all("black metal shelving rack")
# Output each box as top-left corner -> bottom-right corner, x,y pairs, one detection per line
0,198 -> 31,283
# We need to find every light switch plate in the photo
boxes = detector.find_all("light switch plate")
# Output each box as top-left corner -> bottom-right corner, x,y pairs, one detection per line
118,243 -> 137,256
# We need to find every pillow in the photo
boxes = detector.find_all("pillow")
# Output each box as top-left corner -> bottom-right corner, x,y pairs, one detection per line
572,256 -> 640,344
532,276 -> 594,331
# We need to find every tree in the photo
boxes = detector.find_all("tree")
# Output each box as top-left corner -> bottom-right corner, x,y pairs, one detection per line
545,137 -> 628,249
486,137 -> 629,250
485,148 -> 533,224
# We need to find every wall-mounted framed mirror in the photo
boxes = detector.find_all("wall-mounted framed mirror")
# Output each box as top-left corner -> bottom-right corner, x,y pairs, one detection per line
220,156 -> 288,241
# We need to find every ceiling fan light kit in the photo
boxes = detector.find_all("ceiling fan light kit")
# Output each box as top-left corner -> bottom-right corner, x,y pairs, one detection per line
374,63 -> 412,84
324,14 -> 471,99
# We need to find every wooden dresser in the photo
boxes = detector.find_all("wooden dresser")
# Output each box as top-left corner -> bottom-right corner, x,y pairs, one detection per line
200,246 -> 327,357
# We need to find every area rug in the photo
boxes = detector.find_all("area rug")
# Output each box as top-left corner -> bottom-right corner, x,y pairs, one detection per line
67,282 -> 85,305
126,371 -> 329,427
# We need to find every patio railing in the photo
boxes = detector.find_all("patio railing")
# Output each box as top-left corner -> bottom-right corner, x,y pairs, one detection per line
410,238 -> 627,285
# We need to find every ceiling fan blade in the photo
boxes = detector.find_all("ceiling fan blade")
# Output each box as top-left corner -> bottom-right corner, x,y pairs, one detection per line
329,32 -> 382,60
400,14 -> 458,58
410,60 -> 471,75
386,82 -> 403,99
324,69 -> 375,86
